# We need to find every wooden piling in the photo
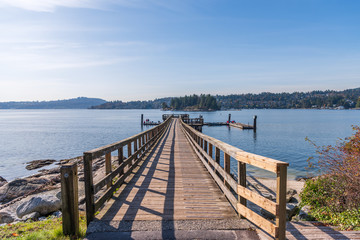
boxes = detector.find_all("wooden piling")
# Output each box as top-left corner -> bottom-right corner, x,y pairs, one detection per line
141,114 -> 144,126
228,113 -> 231,122
253,115 -> 257,131
61,163 -> 79,237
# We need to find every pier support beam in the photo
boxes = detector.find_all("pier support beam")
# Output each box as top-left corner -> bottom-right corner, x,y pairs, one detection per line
141,114 -> 144,126
228,114 -> 231,122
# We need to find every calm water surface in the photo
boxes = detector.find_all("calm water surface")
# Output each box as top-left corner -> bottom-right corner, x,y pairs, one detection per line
0,109 -> 359,181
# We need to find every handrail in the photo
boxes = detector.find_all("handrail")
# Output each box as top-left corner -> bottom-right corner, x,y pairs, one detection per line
180,118 -> 288,240
83,116 -> 173,225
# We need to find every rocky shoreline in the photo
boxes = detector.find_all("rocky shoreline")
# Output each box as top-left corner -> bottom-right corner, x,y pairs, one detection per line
0,155 -> 111,225
0,157 -> 309,227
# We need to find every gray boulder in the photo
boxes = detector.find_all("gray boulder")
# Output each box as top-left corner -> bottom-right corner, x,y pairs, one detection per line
0,177 -> 50,203
286,203 -> 299,220
16,195 -> 61,218
52,211 -> 62,218
286,189 -> 297,203
298,205 -> 312,220
26,159 -> 56,170
0,211 -> 15,224
22,212 -> 40,221
0,176 -> 7,187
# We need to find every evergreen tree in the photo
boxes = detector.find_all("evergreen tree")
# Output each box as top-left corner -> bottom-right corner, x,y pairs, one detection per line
356,97 -> 360,108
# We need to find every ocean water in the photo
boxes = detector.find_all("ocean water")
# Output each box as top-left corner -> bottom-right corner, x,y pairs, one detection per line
0,109 -> 359,181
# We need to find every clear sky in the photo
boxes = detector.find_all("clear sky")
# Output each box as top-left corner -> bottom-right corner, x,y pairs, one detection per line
0,0 -> 359,101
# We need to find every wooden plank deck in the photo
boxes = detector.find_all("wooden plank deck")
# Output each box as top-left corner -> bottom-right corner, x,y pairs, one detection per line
257,221 -> 360,240
95,118 -> 237,221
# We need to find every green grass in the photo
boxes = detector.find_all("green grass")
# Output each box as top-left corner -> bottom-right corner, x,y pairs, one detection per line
308,207 -> 360,231
300,176 -> 360,230
0,215 -> 87,239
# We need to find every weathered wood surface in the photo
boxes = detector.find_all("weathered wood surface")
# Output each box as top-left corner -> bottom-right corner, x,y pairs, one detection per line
95,119 -> 237,221
257,221 -> 360,240
61,163 -> 79,237
229,122 -> 254,129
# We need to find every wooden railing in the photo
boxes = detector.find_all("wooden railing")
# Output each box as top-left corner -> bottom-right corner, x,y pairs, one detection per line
162,114 -> 189,121
83,116 -> 172,225
182,117 -> 204,125
180,119 -> 288,240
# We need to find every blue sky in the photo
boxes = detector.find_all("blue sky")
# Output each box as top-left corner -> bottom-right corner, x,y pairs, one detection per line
0,0 -> 359,101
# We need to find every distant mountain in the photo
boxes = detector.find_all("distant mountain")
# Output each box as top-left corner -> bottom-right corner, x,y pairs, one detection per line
0,97 -> 107,109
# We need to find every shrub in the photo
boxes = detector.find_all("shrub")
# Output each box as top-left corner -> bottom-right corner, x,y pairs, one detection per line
305,126 -> 360,211
302,126 -> 360,230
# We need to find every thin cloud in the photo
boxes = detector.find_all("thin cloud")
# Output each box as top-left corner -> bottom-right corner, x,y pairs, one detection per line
0,0 -> 189,13
0,0 -> 104,12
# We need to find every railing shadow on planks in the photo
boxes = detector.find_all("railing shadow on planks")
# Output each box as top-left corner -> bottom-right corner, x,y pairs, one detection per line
60,115 -> 288,240
60,116 -> 173,237
83,116 -> 173,225
179,118 -> 289,240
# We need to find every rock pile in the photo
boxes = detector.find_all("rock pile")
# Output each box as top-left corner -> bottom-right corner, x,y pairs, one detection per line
0,177 -> 7,188
25,159 -> 56,170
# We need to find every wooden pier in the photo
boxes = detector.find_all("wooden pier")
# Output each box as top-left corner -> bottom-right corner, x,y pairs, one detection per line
229,122 -> 254,129
60,115 -> 290,239
60,115 -> 360,239
142,113 -> 256,131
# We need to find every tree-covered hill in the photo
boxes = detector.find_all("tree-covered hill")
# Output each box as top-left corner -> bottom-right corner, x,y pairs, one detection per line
0,97 -> 106,109
167,94 -> 220,111
91,88 -> 360,110
217,88 -> 360,109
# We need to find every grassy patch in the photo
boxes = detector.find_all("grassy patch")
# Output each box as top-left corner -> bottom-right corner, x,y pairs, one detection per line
300,176 -> 360,230
309,207 -> 360,230
0,216 -> 87,239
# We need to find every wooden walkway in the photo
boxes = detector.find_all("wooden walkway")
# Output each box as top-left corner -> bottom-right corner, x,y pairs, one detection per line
60,116 -> 360,239
95,119 -> 237,221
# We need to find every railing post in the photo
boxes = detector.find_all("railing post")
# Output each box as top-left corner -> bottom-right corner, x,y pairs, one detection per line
208,143 -> 213,159
276,165 -> 287,240
142,135 -> 145,151
238,161 -> 247,217
204,140 -> 208,153
215,147 -> 220,165
224,153 -> 230,188
134,138 -> 138,158
128,142 -> 132,167
138,137 -> 141,155
61,163 -> 79,237
118,146 -> 124,176
83,152 -> 95,225
105,152 -> 111,188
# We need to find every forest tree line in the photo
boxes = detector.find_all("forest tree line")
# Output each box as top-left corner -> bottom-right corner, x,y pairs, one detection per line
91,88 -> 360,110
164,94 -> 220,111
217,88 -> 360,109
